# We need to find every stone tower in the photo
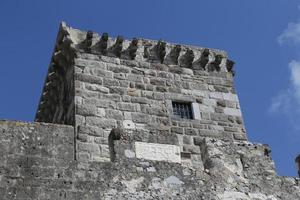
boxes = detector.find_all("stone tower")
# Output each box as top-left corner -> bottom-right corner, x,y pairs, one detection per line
0,22 -> 299,199
35,22 -> 246,163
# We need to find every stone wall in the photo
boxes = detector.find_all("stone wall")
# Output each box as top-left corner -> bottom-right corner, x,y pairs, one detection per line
51,23 -> 247,162
0,120 -> 74,199
35,24 -> 76,125
0,120 -> 299,199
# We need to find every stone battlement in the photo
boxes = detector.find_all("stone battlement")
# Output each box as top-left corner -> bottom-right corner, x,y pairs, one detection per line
59,22 -> 234,75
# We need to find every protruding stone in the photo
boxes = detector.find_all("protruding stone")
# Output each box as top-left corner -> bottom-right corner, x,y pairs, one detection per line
143,45 -> 151,58
226,59 -> 235,75
109,35 -> 124,58
156,40 -> 166,64
94,33 -> 109,55
169,45 -> 181,65
295,154 -> 300,177
127,38 -> 139,60
208,54 -> 223,72
180,49 -> 194,68
84,30 -> 93,52
193,48 -> 210,70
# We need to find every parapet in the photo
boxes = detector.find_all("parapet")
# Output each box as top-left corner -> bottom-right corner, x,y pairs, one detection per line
59,22 -> 234,75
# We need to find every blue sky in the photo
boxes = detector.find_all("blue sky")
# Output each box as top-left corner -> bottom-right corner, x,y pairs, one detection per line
0,0 -> 299,176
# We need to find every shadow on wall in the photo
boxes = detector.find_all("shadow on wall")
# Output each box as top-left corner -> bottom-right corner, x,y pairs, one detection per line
108,128 -> 121,161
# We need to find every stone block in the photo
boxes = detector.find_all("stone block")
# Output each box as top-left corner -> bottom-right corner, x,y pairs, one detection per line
85,117 -> 117,129
193,136 -> 203,146
223,93 -> 238,102
153,92 -> 164,100
127,74 -> 143,83
183,145 -> 201,154
76,104 -> 97,116
131,113 -> 150,123
78,153 -> 91,163
155,86 -> 168,92
107,63 -> 130,73
171,127 -> 184,134
103,78 -> 120,87
105,109 -> 123,120
233,133 -> 247,140
184,128 -> 198,136
84,98 -> 116,108
75,59 -> 107,69
127,88 -> 141,97
77,125 -> 105,137
75,73 -> 103,85
131,97 -> 149,104
94,137 -> 108,144
209,92 -> 223,100
91,68 -> 113,78
75,114 -> 86,125
75,96 -> 83,105
192,102 -> 201,120
100,144 -> 110,158
150,77 -> 166,86
223,107 -> 242,116
101,55 -> 121,64
183,135 -> 192,145
117,102 -> 136,111
114,73 -> 127,80
123,120 -> 135,129
96,108 -> 106,117
135,142 -> 181,163
135,83 -> 146,90
77,142 -> 101,155
109,87 -> 126,95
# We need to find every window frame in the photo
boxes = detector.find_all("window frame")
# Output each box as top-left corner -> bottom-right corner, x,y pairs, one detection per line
172,101 -> 194,119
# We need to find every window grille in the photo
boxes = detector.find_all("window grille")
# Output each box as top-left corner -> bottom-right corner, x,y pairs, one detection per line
172,102 -> 193,119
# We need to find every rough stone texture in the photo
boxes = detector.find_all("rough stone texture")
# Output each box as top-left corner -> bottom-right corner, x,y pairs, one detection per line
0,22 -> 298,199
0,121 -> 299,199
35,25 -> 75,125
35,22 -> 247,162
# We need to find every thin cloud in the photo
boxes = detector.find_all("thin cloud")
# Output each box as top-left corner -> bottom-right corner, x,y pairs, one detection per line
278,21 -> 300,45
289,60 -> 300,101
270,16 -> 300,131
270,90 -> 300,131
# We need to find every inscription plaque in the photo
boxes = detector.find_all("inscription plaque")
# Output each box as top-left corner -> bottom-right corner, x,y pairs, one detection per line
135,142 -> 181,163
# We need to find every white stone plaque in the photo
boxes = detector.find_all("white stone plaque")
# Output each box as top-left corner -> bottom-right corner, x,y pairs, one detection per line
135,142 -> 181,163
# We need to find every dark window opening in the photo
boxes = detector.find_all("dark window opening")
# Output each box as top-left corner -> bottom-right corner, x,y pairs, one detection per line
172,102 -> 193,119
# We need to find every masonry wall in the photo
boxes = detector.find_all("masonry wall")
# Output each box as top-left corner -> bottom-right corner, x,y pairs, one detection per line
0,120 -> 299,200
34,23 -> 247,163
35,25 -> 75,125
0,120 -> 74,199
73,47 -> 246,162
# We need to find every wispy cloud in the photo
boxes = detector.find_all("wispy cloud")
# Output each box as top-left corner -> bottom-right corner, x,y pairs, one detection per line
278,21 -> 300,45
289,60 -> 300,101
270,17 -> 300,131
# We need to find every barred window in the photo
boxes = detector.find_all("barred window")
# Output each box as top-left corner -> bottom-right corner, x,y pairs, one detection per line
172,102 -> 193,119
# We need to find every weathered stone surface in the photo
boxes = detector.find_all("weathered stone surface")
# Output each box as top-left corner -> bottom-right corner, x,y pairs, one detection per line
1,121 -> 299,199
135,142 -> 181,163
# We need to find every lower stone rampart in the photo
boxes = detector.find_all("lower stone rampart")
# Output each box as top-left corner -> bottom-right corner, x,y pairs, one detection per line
0,120 -> 299,199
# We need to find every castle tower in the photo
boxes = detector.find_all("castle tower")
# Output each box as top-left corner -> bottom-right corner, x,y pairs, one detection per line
0,22 -> 298,199
35,22 -> 246,163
